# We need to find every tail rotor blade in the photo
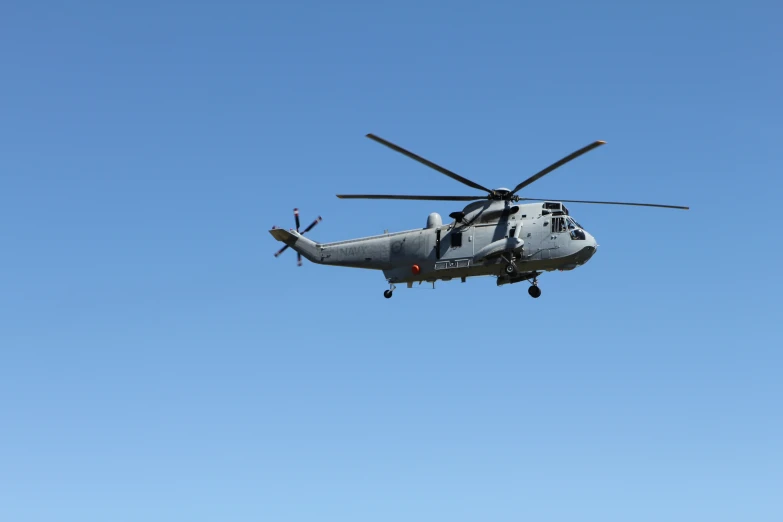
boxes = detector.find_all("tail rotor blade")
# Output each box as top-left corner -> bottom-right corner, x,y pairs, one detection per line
301,216 -> 322,234
274,212 -> 321,262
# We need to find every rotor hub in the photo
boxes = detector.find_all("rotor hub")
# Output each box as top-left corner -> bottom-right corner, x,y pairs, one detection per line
490,188 -> 513,200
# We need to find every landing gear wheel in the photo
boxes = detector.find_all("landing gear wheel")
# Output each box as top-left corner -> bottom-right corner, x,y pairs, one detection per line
528,285 -> 541,299
505,264 -> 516,275
383,290 -> 393,299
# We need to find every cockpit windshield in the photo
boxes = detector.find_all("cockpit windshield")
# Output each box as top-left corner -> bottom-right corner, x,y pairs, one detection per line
566,217 -> 586,240
551,216 -> 587,239
566,217 -> 582,229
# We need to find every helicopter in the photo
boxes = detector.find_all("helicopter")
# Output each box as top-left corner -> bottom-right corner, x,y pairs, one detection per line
270,134 -> 689,299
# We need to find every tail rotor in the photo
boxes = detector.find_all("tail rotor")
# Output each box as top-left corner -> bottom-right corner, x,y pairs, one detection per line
272,208 -> 322,266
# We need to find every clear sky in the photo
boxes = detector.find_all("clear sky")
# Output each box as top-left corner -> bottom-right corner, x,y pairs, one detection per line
1,1 -> 781,521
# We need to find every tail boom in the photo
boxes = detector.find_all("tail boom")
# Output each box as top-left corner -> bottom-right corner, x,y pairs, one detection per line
269,228 -> 392,269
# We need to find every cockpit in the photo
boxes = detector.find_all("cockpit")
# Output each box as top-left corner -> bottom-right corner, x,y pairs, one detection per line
551,215 -> 587,240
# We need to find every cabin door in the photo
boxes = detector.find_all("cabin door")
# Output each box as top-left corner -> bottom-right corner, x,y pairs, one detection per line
535,216 -> 555,260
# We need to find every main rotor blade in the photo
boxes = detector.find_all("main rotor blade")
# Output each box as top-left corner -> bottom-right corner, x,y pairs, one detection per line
294,208 -> 301,232
366,134 -> 494,194
301,216 -> 322,234
297,252 -> 303,266
274,244 -> 290,257
511,140 -> 606,195
337,194 -> 485,201
517,197 -> 689,210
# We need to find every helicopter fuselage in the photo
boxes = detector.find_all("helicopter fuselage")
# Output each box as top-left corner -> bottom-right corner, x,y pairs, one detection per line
270,199 -> 597,289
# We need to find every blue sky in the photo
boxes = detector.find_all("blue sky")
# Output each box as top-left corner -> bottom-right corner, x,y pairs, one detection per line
1,1 -> 781,521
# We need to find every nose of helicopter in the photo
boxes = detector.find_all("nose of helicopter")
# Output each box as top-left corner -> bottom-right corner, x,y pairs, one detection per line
584,231 -> 598,258
573,230 -> 598,264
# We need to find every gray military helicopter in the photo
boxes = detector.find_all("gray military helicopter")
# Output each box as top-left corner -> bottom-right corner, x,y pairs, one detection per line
270,134 -> 688,299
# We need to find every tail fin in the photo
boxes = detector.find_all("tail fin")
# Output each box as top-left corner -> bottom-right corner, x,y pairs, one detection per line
269,229 -> 322,264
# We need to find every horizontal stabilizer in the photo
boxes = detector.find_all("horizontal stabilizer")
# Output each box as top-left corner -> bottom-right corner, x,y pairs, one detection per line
270,228 -> 294,243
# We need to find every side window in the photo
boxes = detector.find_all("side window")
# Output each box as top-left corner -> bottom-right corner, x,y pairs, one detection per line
451,231 -> 463,248
551,217 -> 567,233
